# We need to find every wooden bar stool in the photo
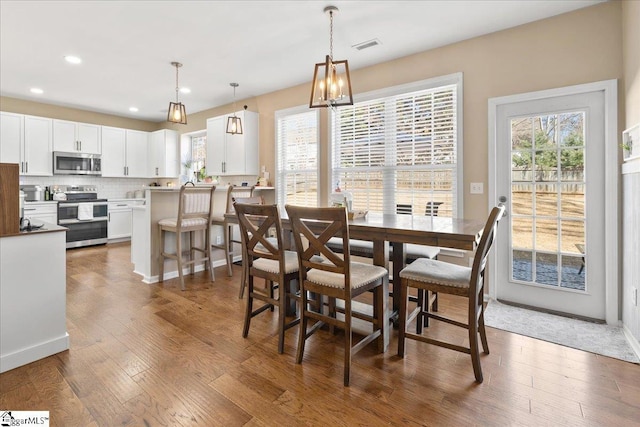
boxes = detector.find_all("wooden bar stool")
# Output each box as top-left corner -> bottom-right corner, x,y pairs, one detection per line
158,184 -> 216,290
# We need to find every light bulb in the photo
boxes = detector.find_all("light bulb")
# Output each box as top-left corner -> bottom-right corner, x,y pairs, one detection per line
173,109 -> 181,121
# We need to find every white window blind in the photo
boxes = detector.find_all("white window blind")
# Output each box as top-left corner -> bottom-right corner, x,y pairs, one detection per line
331,80 -> 459,217
276,108 -> 319,207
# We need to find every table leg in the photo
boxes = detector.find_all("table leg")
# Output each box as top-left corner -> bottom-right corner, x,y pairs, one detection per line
391,241 -> 406,324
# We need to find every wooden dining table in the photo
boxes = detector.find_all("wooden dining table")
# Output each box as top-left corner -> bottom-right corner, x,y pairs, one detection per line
226,210 -> 485,316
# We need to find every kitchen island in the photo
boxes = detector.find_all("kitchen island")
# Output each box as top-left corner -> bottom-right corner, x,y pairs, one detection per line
131,185 -> 275,284
0,223 -> 69,373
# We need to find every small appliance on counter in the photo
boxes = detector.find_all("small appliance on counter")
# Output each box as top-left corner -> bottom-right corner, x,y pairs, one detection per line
20,185 -> 44,201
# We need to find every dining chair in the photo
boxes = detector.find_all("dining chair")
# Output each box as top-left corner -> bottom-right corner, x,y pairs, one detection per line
158,184 -> 216,290
211,185 -> 255,277
235,202 -> 299,354
233,195 -> 265,299
286,204 -> 389,386
397,205 -> 505,383
395,203 -> 441,330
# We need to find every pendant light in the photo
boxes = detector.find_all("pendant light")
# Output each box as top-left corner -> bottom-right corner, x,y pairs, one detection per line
167,61 -> 187,124
226,83 -> 243,134
309,5 -> 353,109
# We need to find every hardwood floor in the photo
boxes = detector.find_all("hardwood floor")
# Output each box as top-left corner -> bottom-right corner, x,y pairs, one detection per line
1,242 -> 639,426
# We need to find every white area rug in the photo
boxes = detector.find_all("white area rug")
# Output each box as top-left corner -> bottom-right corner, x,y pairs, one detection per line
484,300 -> 640,363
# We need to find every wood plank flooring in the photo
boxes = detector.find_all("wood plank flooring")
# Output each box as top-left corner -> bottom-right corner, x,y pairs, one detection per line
1,242 -> 639,426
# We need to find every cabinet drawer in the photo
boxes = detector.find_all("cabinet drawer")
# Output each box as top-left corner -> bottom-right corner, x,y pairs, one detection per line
23,202 -> 57,215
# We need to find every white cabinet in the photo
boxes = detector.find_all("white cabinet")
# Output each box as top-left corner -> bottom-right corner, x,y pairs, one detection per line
0,111 -> 22,164
148,129 -> 178,178
125,130 -> 149,178
206,110 -> 259,176
53,119 -> 101,154
23,202 -> 58,225
108,200 -> 144,240
0,113 -> 53,176
101,127 -> 148,177
22,115 -> 53,176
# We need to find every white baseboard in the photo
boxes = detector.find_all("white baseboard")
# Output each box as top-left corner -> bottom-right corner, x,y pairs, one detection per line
144,258 -> 234,284
622,324 -> 640,362
0,333 -> 69,373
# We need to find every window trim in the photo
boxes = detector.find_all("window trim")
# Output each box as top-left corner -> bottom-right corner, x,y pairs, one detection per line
328,72 -> 464,217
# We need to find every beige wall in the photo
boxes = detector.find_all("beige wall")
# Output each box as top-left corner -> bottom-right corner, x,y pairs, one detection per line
1,1 -> 624,219
0,96 -> 157,131
623,0 -> 640,128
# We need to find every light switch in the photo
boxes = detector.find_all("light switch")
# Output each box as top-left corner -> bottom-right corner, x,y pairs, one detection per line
470,182 -> 484,194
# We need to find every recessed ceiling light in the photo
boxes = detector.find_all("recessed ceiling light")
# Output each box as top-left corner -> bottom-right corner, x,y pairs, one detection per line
352,38 -> 382,51
129,107 -> 139,112
180,87 -> 191,94
30,88 -> 44,94
64,55 -> 82,64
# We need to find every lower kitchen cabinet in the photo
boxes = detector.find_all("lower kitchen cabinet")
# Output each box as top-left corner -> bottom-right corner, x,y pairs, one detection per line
108,200 -> 144,240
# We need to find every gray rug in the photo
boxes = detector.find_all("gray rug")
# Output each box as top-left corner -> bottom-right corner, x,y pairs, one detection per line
484,300 -> 640,363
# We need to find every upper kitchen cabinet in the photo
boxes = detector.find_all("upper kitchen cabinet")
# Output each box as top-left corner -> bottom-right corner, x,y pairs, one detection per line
0,112 -> 22,164
1,112 -> 53,176
148,129 -> 178,178
52,120 -> 101,154
206,110 -> 259,176
101,127 -> 148,178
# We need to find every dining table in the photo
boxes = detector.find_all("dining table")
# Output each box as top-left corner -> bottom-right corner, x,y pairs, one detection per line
226,209 -> 486,317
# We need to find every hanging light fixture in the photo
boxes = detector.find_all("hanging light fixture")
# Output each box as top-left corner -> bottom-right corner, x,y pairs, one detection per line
309,5 -> 353,109
167,61 -> 187,124
226,82 -> 243,135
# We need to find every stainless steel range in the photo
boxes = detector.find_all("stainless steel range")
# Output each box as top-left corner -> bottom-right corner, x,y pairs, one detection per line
56,185 -> 108,248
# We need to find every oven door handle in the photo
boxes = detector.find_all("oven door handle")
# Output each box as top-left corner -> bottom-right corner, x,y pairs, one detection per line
59,202 -> 108,208
59,217 -> 108,225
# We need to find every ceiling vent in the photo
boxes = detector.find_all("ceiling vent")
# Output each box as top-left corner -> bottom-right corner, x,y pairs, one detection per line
352,38 -> 381,51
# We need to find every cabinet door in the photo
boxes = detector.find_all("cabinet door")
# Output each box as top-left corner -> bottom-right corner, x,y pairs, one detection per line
101,126 -> 126,177
206,116 -> 225,175
108,208 -> 132,239
52,120 -> 77,152
163,130 -> 178,177
224,130 -> 246,175
242,110 -> 260,175
148,130 -> 162,177
125,130 -> 149,178
77,123 -> 101,154
0,112 -> 23,164
23,115 -> 52,176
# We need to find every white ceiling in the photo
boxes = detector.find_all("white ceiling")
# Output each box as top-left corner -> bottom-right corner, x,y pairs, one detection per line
0,0 -> 603,123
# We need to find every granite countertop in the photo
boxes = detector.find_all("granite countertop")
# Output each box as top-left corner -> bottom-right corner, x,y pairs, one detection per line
24,200 -> 58,205
108,198 -> 146,202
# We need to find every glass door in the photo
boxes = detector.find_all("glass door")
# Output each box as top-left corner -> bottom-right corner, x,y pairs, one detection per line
494,90 -> 606,320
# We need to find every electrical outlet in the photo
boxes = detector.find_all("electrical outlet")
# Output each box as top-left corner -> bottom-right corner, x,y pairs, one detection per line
216,235 -> 222,245
470,182 -> 484,194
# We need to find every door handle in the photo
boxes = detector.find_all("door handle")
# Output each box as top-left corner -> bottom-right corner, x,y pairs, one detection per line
498,195 -> 508,216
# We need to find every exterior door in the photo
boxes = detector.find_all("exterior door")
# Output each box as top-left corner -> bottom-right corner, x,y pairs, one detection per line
493,90 -> 607,320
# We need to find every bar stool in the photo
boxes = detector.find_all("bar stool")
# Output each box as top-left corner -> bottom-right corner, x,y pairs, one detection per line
158,184 -> 216,290
211,185 -> 255,276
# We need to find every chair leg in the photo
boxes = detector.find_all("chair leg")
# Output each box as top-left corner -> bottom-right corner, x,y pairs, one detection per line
277,283 -> 286,354
374,279 -> 387,353
479,303 -> 490,354
469,313 -> 483,383
207,226 -> 215,282
269,280 -> 275,312
238,246 -> 247,298
416,289 -> 425,333
242,275 -> 254,338
176,231 -> 185,291
159,227 -> 165,283
398,279 -> 409,357
296,290 -> 308,364
189,231 -> 195,276
343,298 -> 352,387
225,223 -> 233,276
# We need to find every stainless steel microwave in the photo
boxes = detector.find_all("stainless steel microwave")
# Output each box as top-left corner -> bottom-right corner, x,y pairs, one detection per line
53,151 -> 102,175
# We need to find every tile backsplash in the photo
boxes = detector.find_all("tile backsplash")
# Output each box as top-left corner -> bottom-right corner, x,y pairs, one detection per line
19,175 -> 258,199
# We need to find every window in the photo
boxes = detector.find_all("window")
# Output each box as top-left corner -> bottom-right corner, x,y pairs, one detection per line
276,108 -> 319,207
331,73 -> 462,217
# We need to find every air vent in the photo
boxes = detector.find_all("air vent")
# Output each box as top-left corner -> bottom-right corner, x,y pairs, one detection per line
352,38 -> 381,51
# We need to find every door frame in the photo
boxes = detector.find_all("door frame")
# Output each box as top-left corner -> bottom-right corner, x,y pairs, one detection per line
487,79 -> 618,325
